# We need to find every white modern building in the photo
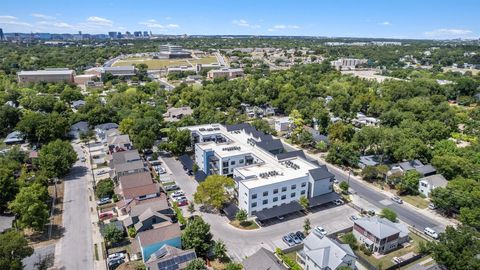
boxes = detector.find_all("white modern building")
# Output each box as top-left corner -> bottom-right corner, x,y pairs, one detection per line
274,117 -> 292,132
185,123 -> 338,218
330,58 -> 367,70
159,44 -> 191,59
17,68 -> 75,83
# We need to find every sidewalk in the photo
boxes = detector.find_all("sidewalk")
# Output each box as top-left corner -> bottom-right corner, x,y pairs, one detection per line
281,139 -> 458,228
85,142 -> 108,270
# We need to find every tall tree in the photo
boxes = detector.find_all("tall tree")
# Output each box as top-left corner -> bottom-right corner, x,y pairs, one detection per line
0,167 -> 18,211
9,183 -> 49,231
182,217 -> 213,257
0,230 -> 34,270
38,140 -> 77,178
194,175 -> 235,209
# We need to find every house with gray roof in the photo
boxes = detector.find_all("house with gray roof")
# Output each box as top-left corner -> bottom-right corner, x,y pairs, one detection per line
353,216 -> 409,254
297,234 -> 357,270
243,247 -> 287,270
3,131 -> 25,145
69,121 -> 89,139
390,160 -> 437,177
419,174 -> 448,197
145,245 -> 197,270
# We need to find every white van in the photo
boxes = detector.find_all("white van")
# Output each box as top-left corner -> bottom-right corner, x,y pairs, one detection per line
424,227 -> 439,239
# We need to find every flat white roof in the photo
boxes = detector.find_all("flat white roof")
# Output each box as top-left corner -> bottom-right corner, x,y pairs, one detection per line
187,124 -> 318,189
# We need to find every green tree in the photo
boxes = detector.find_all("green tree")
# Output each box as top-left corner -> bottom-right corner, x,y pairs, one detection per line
298,129 -> 314,147
339,182 -> 349,194
315,141 -> 328,152
0,105 -> 21,137
95,179 -> 114,199
342,232 -> 358,250
187,202 -> 195,215
213,240 -> 227,261
396,170 -> 421,195
60,87 -> 83,103
235,209 -> 248,224
38,140 -> 77,178
165,128 -> 191,155
9,183 -> 49,231
251,119 -> 275,135
0,230 -> 34,270
103,223 -> 124,244
194,175 -> 235,209
327,122 -> 355,143
299,196 -> 309,210
303,218 -> 311,234
429,226 -> 480,270
0,167 -> 18,211
185,258 -> 207,270
182,217 -> 213,257
326,142 -> 359,167
380,208 -> 397,222
459,207 -> 480,230
127,227 -> 137,238
289,109 -> 304,140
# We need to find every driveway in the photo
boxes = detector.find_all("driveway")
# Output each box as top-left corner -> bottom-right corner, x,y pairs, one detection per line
161,155 -> 357,260
23,244 -> 55,270
56,143 -> 94,270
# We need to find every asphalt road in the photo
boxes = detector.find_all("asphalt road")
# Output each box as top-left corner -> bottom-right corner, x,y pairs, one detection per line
23,244 -> 55,270
57,144 -> 94,270
282,142 -> 445,232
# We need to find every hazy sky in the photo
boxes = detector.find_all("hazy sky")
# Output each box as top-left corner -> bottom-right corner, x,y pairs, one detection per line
0,0 -> 478,39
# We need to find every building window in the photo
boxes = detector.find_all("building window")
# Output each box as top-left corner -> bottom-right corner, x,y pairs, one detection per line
262,199 -> 268,205
231,161 -> 236,165
300,190 -> 306,195
291,192 -> 296,198
301,182 -> 306,187
252,194 -> 257,199
222,168 -> 228,174
263,191 -> 268,197
251,202 -> 257,208
273,189 -> 278,194
281,195 -> 286,200
222,162 -> 228,167
281,187 -> 287,192
239,159 -> 244,164
273,197 -> 278,202
291,184 -> 296,190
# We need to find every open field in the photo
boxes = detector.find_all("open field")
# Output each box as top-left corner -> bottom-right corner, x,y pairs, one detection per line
112,55 -> 218,69
401,195 -> 429,209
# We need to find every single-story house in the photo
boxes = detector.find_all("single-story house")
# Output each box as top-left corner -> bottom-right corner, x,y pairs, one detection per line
353,216 -> 409,254
419,174 -> 448,197
137,222 -> 182,261
389,160 -> 436,177
71,100 -> 85,110
69,121 -> 89,139
95,123 -> 119,140
274,117 -> 291,132
303,126 -> 328,145
297,234 -> 357,270
163,107 -> 193,122
145,245 -> 197,270
243,247 -> 287,270
358,155 -> 381,169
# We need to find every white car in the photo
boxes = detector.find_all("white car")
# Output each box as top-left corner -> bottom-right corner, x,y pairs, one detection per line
424,227 -> 439,239
333,199 -> 344,206
171,191 -> 185,198
428,203 -> 437,210
314,226 -> 327,236
107,252 -> 125,262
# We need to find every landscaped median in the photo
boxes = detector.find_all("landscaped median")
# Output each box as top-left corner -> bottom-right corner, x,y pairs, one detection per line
229,219 -> 259,230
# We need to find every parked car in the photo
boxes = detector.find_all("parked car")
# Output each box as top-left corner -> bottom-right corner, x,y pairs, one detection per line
164,184 -> 179,191
99,212 -> 114,220
107,252 -> 125,262
171,191 -> 185,198
295,231 -> 305,240
97,169 -> 109,175
108,258 -> 124,269
349,215 -> 358,221
333,199 -> 344,206
80,157 -> 86,162
176,199 -> 188,207
155,166 -> 166,174
288,232 -> 302,244
424,227 -> 439,239
314,226 -> 327,236
96,197 -> 111,205
391,196 -> 403,204
333,179 -> 339,184
367,210 -> 376,216
428,203 -> 437,210
282,235 -> 294,246
172,196 -> 188,203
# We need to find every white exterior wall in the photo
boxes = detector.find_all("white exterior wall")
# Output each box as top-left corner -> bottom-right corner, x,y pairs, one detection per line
419,180 -> 432,197
309,176 -> 333,198
194,144 -> 205,172
305,254 -> 356,270
237,175 -> 309,215
218,154 -> 247,175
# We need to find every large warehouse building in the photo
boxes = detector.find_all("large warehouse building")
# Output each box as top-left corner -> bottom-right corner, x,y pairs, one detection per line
17,68 -> 75,83
184,123 -> 339,220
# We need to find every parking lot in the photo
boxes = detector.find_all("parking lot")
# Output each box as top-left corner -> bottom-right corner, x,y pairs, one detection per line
160,154 -> 358,260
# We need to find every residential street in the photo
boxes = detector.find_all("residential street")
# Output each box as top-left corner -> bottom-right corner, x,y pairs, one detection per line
282,141 -> 450,233
56,143 -> 94,270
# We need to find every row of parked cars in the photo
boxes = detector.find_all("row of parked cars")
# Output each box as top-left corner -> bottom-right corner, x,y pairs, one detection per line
167,187 -> 189,207
282,231 -> 305,246
107,252 -> 126,269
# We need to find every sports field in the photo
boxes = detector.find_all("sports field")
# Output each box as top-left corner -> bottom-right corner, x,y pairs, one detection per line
112,55 -> 218,69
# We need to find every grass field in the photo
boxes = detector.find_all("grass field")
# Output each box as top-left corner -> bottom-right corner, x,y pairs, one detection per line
400,195 -> 429,209
112,55 -> 218,69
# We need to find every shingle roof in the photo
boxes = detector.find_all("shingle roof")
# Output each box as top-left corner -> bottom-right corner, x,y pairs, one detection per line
111,150 -> 141,166
354,216 -> 401,239
95,122 -> 119,131
137,222 -> 181,247
303,234 -> 356,270
127,194 -> 170,217
120,183 -> 159,200
114,160 -> 146,173
415,164 -> 437,176
243,247 -> 287,270
420,174 -> 447,188
119,171 -> 153,189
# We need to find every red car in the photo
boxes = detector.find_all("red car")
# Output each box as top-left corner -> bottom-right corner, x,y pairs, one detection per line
176,199 -> 188,207
99,212 -> 114,220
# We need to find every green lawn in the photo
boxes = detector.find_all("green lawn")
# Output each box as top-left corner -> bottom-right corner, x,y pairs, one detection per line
112,55 -> 218,69
401,195 -> 429,209
229,220 -> 259,230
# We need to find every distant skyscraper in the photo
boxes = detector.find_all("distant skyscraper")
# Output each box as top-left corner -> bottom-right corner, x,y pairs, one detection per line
143,31 -> 149,37
0,28 -> 4,41
108,31 -> 117,39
